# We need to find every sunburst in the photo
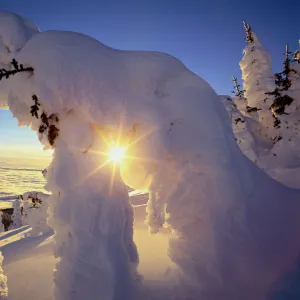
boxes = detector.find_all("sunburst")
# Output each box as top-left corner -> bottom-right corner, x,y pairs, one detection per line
78,117 -> 159,195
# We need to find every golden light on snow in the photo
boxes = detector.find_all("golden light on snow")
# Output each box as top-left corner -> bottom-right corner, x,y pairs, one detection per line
80,121 -> 158,195
108,146 -> 126,163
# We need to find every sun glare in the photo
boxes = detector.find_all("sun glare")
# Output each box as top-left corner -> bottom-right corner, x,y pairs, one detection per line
108,146 -> 126,163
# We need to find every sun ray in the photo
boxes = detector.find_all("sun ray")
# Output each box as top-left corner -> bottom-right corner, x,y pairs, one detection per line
109,162 -> 117,196
77,159 -> 111,187
76,118 -> 160,192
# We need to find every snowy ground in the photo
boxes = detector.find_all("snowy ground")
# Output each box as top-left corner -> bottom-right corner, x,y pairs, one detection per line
2,202 -> 300,300
0,197 -> 178,300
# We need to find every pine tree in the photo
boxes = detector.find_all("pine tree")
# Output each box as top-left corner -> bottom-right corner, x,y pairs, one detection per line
243,21 -> 254,45
231,76 -> 245,99
240,21 -> 276,139
266,44 -> 295,120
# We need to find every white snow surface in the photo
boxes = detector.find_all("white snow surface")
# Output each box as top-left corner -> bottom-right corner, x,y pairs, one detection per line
0,11 -> 39,109
23,192 -> 52,237
11,198 -> 22,229
1,12 -> 300,300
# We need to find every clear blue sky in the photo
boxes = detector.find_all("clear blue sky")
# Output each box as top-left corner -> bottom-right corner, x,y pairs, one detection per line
0,0 -> 299,162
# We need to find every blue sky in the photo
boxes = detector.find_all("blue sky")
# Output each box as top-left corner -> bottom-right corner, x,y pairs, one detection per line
0,0 -> 299,162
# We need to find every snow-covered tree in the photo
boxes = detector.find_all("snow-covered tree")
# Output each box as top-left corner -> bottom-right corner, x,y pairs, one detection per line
240,21 -> 276,141
11,197 -> 23,229
25,192 -> 52,237
2,12 -> 300,300
220,95 -> 259,164
0,252 -> 8,299
235,23 -> 300,187
267,45 -> 295,117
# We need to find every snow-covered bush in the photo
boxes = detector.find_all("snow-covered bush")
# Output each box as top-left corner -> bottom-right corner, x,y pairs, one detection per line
0,252 -> 8,299
21,192 -> 51,237
11,197 -> 23,229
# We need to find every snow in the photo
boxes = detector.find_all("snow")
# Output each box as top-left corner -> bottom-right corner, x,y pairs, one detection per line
22,192 -> 52,237
1,11 -> 300,300
11,198 -> 22,229
240,33 -> 276,140
0,203 -> 173,300
0,252 -> 8,299
0,11 -> 39,109
220,29 -> 300,188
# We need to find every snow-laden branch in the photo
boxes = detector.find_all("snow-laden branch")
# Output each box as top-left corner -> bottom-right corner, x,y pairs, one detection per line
0,59 -> 33,82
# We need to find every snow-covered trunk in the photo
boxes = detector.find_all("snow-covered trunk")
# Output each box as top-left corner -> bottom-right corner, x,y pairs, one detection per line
22,201 -> 29,225
145,81 -> 300,298
11,198 -> 22,229
46,115 -> 139,300
0,252 -> 8,300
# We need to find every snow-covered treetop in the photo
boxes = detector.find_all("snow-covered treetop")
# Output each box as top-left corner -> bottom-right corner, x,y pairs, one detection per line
240,33 -> 273,88
0,12 -> 39,109
0,11 -> 39,63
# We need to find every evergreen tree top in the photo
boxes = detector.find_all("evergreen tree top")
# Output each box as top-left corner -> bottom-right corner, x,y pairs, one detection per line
243,21 -> 254,44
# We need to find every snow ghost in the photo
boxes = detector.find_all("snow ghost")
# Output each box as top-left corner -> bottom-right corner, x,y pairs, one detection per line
1,11 -> 300,300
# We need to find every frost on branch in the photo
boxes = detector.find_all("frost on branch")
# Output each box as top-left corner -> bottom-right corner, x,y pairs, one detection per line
0,58 -> 33,82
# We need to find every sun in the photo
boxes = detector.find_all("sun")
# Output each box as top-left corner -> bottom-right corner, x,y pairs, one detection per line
108,146 -> 126,163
